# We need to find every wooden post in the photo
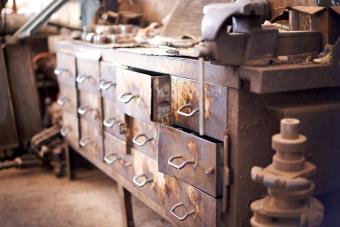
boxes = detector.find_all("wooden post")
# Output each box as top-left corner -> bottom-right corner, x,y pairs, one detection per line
65,145 -> 76,180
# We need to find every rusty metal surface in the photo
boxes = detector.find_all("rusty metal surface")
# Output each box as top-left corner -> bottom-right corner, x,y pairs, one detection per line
100,61 -> 118,102
158,125 -> 223,198
5,44 -> 42,148
0,47 -> 18,149
102,99 -> 126,141
56,52 -> 76,86
152,76 -> 171,123
164,175 -> 220,227
171,76 -> 227,141
129,118 -> 159,160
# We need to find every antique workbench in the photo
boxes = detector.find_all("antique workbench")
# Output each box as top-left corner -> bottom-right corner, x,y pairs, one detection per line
55,40 -> 340,227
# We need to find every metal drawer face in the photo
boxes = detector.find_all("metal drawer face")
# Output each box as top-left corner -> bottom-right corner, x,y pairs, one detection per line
102,99 -> 126,141
76,57 -> 100,92
131,149 -> 166,206
103,132 -> 133,179
100,62 -> 118,102
61,112 -> 79,147
79,119 -> 103,161
55,53 -> 76,86
116,68 -> 170,122
159,125 -> 223,197
78,91 -> 101,125
165,176 -> 218,227
58,85 -> 77,115
171,76 -> 228,141
130,118 -> 159,160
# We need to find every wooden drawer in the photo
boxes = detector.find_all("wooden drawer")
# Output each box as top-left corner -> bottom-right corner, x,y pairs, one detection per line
131,149 -> 166,207
116,68 -> 170,122
79,119 -> 103,161
78,91 -> 101,125
76,56 -> 100,92
159,125 -> 223,197
103,132 -> 133,179
165,176 -> 221,227
61,112 -> 79,147
171,76 -> 228,141
130,118 -> 159,160
100,62 -> 118,102
57,84 -> 77,115
102,99 -> 127,141
55,52 -> 76,86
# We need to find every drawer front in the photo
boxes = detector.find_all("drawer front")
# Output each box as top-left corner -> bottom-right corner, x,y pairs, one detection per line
100,62 -> 118,101
131,149 -> 166,206
61,112 -> 79,146
165,176 -> 219,227
76,57 -> 100,92
159,125 -> 223,197
102,99 -> 127,141
78,91 -> 101,125
79,119 -> 103,161
55,53 -> 76,86
171,76 -> 228,141
58,85 -> 77,115
130,118 -> 159,160
103,132 -> 133,179
116,68 -> 170,122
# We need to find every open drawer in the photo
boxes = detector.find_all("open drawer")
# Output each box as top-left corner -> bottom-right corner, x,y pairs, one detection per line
116,68 -> 170,122
158,125 -> 223,197
171,76 -> 228,141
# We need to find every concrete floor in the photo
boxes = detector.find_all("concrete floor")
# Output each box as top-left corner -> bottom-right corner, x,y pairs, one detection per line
0,166 -> 172,227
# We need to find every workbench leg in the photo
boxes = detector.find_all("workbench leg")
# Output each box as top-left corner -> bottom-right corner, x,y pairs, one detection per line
118,184 -> 134,227
65,145 -> 76,180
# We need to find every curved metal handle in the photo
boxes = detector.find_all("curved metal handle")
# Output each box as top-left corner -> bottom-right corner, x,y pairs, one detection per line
170,203 -> 195,221
132,134 -> 153,147
168,155 -> 195,170
78,106 -> 90,116
54,67 -> 69,76
99,80 -> 115,90
79,138 -> 95,148
57,96 -> 70,106
103,118 -> 117,128
177,104 -> 199,117
118,92 -> 139,104
60,126 -> 72,137
104,153 -> 120,164
76,74 -> 92,84
132,174 -> 153,187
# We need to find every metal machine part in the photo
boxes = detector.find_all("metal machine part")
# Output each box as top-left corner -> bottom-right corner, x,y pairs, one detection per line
196,0 -> 323,66
250,118 -> 324,227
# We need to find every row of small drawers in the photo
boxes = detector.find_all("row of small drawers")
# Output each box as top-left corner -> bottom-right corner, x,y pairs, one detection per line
56,51 -> 225,226
56,52 -> 228,141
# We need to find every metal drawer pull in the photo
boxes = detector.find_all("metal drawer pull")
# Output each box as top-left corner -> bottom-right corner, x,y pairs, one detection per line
132,134 -> 153,147
118,92 -> 139,104
103,118 -> 117,128
132,174 -> 153,187
170,203 -> 195,221
54,67 -> 68,76
177,104 -> 199,117
79,138 -> 95,148
78,106 -> 90,116
60,126 -> 72,137
76,74 -> 92,84
99,80 -> 115,90
168,155 -> 195,170
104,153 -> 120,164
57,96 -> 70,106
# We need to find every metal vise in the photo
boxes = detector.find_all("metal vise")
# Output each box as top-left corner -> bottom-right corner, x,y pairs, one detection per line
197,0 -> 323,66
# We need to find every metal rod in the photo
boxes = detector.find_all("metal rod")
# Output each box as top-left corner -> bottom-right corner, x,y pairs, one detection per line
199,57 -> 205,136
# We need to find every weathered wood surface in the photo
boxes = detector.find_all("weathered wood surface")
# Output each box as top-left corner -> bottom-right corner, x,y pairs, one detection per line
5,44 -> 42,148
0,48 -> 18,149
